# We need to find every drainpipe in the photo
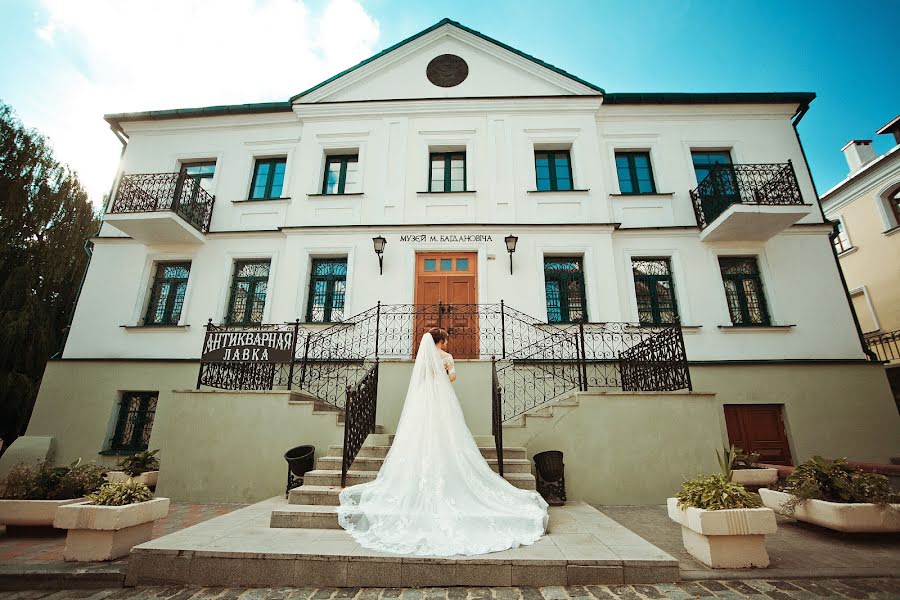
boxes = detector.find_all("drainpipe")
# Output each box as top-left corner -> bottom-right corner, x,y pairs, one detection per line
54,122 -> 128,358
790,102 -> 877,361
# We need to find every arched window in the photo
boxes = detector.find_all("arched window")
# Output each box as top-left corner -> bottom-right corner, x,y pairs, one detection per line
877,182 -> 900,230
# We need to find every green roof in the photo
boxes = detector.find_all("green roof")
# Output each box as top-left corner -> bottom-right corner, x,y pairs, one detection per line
603,92 -> 815,106
289,17 -> 606,102
105,101 -> 292,128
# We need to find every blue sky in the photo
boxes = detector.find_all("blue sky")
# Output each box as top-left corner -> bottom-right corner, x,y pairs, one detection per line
1,0 -> 897,203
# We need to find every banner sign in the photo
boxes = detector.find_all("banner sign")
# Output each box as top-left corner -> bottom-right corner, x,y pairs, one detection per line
201,328 -> 295,363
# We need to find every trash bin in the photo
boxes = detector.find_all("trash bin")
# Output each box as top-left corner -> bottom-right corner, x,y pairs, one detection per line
533,450 -> 566,506
284,445 -> 315,496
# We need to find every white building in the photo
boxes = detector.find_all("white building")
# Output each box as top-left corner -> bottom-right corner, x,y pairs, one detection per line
12,19 -> 899,504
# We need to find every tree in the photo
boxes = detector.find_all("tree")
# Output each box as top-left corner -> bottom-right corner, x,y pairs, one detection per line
0,100 -> 99,451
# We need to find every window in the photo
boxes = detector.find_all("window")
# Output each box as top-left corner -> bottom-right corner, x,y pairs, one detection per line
250,158 -> 286,199
429,152 -> 466,192
832,220 -> 852,254
307,259 -> 347,323
226,260 -> 271,325
544,257 -> 586,323
144,262 -> 190,325
890,189 -> 900,228
615,152 -> 656,194
718,257 -> 770,326
322,155 -> 359,194
108,392 -> 158,453
181,161 -> 216,181
691,151 -> 732,184
632,259 -> 678,325
534,150 -> 573,191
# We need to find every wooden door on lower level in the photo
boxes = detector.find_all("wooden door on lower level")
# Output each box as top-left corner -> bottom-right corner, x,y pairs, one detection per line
413,252 -> 478,358
724,404 -> 793,465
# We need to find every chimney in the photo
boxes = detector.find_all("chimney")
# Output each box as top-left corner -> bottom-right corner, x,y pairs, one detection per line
841,140 -> 876,173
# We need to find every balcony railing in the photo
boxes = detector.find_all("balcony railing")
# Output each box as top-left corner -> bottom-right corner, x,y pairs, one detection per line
109,173 -> 215,233
865,329 -> 900,363
690,161 -> 804,229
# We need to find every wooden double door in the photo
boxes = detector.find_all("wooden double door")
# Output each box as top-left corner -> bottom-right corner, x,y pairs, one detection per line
724,404 -> 793,465
413,252 -> 479,358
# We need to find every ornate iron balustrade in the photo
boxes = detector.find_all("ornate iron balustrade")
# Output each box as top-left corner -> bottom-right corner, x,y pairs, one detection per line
491,357 -> 504,477
342,360 -> 379,486
620,325 -> 692,392
865,329 -> 900,363
689,161 -> 804,228
109,173 -> 215,233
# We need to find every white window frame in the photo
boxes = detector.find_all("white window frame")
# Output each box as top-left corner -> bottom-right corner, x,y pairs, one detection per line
849,286 -> 880,333
130,252 -> 197,327
217,251 -> 279,325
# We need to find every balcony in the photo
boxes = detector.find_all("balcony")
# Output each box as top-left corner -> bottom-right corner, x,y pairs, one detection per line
866,329 -> 900,364
689,161 -> 814,242
105,173 -> 215,244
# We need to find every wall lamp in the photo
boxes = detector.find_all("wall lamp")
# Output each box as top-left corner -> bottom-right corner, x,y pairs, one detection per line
505,234 -> 518,275
373,235 -> 387,275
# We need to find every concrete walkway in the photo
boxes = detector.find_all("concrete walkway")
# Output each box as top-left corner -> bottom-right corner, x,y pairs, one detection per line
599,505 -> 900,580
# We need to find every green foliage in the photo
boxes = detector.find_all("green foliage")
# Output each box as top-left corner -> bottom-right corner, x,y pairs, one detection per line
0,459 -> 106,500
116,449 -> 160,476
779,456 -> 899,514
675,474 -> 762,511
86,479 -> 153,506
0,100 -> 100,448
716,445 -> 762,479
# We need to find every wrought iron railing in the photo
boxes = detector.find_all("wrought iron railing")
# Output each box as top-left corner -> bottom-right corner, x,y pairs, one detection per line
491,357 -> 504,477
342,360 -> 379,486
196,302 -> 692,418
690,161 -> 804,229
865,330 -> 900,363
109,173 -> 215,233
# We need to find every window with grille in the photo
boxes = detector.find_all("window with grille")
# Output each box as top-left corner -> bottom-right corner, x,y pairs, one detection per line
429,152 -> 466,192
544,257 -> 586,323
632,258 -> 678,325
832,220 -> 852,254
615,152 -> 656,194
306,258 -> 347,323
322,155 -> 359,194
226,260 -> 271,325
534,150 -> 573,191
108,391 -> 158,453
718,257 -> 770,326
144,262 -> 190,325
249,157 -> 286,199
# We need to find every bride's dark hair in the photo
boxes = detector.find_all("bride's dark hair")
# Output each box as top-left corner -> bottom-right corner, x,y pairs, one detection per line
429,327 -> 449,344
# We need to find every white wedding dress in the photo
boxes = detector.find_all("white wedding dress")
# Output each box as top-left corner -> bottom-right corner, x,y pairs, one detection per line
337,333 -> 549,556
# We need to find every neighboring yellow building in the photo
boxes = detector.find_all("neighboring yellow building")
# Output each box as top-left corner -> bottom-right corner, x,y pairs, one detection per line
820,115 -> 900,404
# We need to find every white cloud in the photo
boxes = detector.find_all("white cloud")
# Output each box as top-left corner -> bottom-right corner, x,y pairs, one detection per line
30,0 -> 380,204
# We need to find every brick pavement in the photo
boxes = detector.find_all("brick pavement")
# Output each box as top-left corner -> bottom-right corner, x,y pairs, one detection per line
1,580 -> 899,600
0,502 -> 245,565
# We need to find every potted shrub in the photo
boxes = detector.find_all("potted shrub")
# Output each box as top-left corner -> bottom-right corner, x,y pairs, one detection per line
54,478 -> 170,561
717,445 -> 778,487
106,449 -> 160,487
760,456 -> 900,533
0,460 -> 106,533
667,473 -> 777,568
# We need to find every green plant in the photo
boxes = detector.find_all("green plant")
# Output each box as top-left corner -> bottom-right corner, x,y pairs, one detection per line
0,459 -> 106,500
116,449 -> 160,476
86,479 -> 153,506
778,456 -> 899,514
675,474 -> 762,511
716,445 -> 763,479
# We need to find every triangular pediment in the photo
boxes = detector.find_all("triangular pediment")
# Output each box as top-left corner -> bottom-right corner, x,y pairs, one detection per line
293,19 -> 603,104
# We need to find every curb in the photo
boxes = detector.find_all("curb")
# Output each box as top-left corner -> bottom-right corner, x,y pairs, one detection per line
0,564 -> 126,590
682,567 -> 899,581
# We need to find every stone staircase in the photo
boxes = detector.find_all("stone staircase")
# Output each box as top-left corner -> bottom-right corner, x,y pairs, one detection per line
270,433 -> 535,529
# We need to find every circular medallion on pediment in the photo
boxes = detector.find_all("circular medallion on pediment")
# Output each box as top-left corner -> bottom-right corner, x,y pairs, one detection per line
426,54 -> 469,88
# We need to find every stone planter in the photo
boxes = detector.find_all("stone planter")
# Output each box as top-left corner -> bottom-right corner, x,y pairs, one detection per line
730,468 -> 778,487
0,498 -> 84,533
666,497 -> 777,568
760,488 -> 900,533
106,470 -> 159,487
53,497 -> 170,561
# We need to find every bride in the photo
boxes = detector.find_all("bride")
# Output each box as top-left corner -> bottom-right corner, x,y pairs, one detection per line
337,328 -> 549,556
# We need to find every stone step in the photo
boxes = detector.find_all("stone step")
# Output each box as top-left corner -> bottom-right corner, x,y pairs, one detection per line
377,433 -> 496,446
270,505 -> 342,529
288,485 -> 344,506
302,469 -> 536,490
315,455 -> 533,474
326,444 -> 527,460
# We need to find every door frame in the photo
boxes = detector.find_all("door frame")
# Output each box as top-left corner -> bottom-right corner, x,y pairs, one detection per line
413,251 -> 479,358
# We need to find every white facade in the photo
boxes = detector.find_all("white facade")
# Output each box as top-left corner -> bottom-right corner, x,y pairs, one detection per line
64,21 -> 858,365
